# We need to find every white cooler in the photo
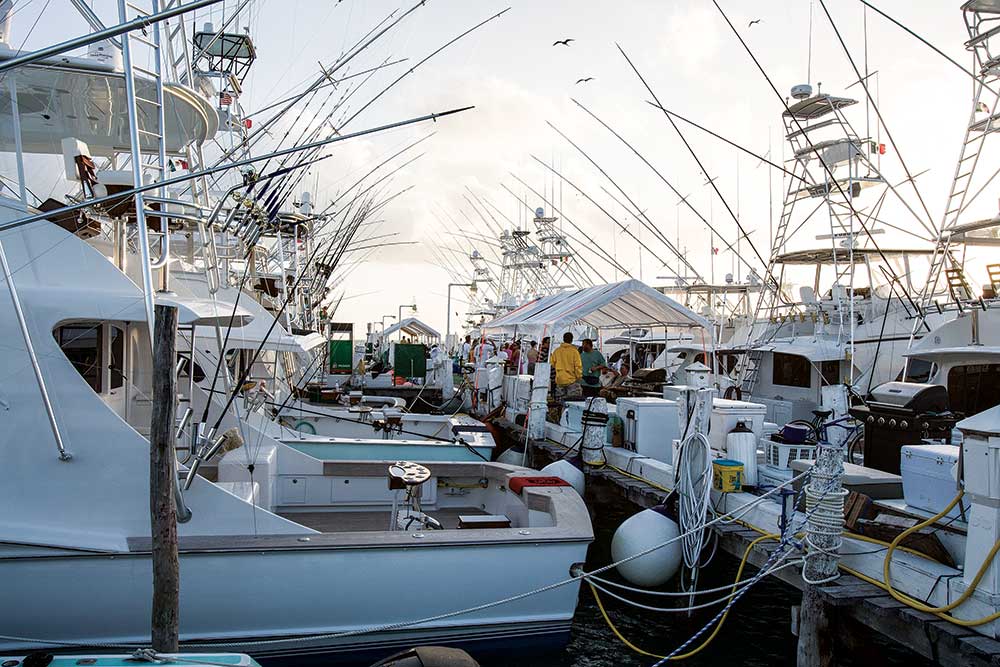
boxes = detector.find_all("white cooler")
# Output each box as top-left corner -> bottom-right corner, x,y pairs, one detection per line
709,398 -> 767,453
616,397 -> 678,464
900,443 -> 970,521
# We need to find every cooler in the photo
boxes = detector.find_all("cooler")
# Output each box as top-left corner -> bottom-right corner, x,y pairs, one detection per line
709,398 -> 767,453
900,443 -> 970,520
616,396 -> 679,464
561,401 -> 588,432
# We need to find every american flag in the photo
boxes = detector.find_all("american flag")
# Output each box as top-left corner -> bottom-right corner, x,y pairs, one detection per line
219,91 -> 233,105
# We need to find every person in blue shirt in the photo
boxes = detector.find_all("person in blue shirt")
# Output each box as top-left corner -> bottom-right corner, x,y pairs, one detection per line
579,338 -> 607,398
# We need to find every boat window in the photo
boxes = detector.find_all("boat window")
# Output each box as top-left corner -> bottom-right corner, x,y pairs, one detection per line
773,352 -> 811,388
109,325 -> 125,390
55,324 -> 103,393
717,353 -> 738,374
178,356 -> 206,383
820,360 -> 839,386
948,364 -> 1000,416
903,358 -> 935,384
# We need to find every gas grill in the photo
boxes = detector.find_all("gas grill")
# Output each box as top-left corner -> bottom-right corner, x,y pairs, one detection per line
849,381 -> 957,475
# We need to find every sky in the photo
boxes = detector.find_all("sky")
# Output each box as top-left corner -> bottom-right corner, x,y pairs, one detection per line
4,0 -> 996,340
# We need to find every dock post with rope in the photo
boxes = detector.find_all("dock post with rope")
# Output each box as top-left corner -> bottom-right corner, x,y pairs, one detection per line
797,432 -> 846,667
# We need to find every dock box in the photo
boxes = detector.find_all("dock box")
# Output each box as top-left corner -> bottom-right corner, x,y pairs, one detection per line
900,443 -> 970,520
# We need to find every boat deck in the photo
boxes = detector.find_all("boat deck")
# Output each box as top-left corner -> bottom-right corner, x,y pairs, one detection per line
279,507 -> 487,533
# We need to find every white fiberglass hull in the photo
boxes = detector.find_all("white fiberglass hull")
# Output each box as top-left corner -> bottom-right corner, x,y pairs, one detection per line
1,539 -> 586,661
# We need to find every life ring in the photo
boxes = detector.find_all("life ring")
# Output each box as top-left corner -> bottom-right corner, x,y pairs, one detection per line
294,420 -> 317,434
723,385 -> 743,401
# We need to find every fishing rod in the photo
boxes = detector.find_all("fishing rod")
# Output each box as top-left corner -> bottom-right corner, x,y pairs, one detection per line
617,45 -> 774,281
255,54 -> 395,184
444,230 -> 503,249
330,7 -> 512,143
858,0 -> 998,96
642,102 -> 806,184
244,67 -> 377,211
816,0 -> 938,236
502,177 -> 612,285
0,107 -> 473,235
529,153 -> 688,282
433,204 -> 506,268
201,2 -> 429,172
472,190 -> 518,229
245,59 -> 410,119
462,195 -> 504,237
547,115 -> 732,279
709,0 -> 929,329
313,135 -> 435,218
188,10 -> 412,201
429,225 -> 494,282
238,0 -> 509,208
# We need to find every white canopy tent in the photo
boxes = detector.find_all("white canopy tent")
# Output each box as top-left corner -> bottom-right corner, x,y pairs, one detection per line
481,280 -> 715,349
382,317 -> 441,343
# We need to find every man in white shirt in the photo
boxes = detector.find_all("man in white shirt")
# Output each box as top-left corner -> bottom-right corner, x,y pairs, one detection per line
460,335 -> 472,363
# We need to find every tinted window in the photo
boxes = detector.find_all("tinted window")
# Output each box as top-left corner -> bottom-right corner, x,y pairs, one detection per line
904,358 -> 934,384
773,352 -> 811,388
948,364 -> 1000,416
55,324 -> 102,392
821,360 -> 839,386
109,326 -> 124,389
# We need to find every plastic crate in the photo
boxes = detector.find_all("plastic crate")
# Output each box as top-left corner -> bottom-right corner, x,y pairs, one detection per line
764,436 -> 817,470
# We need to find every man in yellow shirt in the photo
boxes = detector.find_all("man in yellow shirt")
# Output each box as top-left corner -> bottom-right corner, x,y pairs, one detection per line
550,332 -> 583,401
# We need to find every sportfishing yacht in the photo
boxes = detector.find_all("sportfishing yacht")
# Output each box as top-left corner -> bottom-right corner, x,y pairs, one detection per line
0,2 -> 590,661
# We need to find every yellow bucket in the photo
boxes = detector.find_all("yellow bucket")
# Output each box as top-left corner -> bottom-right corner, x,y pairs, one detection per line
712,459 -> 744,493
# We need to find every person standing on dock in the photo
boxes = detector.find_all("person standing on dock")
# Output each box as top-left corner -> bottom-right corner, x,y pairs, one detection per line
526,340 -> 539,374
551,332 -> 583,401
507,341 -> 521,375
579,338 -> 606,398
461,335 -> 472,363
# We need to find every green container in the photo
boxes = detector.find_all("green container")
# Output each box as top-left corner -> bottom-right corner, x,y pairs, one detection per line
393,343 -> 427,379
329,339 -> 353,372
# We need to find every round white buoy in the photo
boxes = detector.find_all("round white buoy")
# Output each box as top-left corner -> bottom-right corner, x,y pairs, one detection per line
540,460 -> 585,496
496,447 -> 527,467
611,509 -> 682,587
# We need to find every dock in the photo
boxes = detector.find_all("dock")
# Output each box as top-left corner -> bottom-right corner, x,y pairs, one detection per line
515,427 -> 1000,667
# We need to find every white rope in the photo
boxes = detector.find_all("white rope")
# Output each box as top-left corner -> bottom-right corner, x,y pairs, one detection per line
588,558 -> 804,613
677,431 -> 714,577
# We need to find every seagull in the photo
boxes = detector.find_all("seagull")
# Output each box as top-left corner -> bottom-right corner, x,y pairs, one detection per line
575,77 -> 595,84
553,38 -> 575,46
748,18 -> 761,27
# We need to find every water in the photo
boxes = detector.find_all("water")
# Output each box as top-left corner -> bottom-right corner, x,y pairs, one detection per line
482,477 -> 934,667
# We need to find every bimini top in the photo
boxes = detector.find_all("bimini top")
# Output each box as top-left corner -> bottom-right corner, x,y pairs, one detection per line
482,279 -> 713,340
723,337 -> 845,362
383,317 -> 440,341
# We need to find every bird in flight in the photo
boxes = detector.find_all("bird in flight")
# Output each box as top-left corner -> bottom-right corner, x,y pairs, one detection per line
576,77 -> 595,84
748,18 -> 761,27
553,38 -> 575,46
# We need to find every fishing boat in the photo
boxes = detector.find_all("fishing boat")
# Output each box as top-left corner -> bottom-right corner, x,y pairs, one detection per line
0,2 -> 591,663
0,206 -> 591,659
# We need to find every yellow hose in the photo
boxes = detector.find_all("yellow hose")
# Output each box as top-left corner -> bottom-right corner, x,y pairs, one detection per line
590,533 -> 779,660
831,487 -> 1000,627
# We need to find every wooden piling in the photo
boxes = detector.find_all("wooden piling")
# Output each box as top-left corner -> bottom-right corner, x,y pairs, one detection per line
796,585 -> 834,667
150,304 -> 179,653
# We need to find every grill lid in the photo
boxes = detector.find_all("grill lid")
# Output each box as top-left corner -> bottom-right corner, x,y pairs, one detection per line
867,382 -> 949,413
